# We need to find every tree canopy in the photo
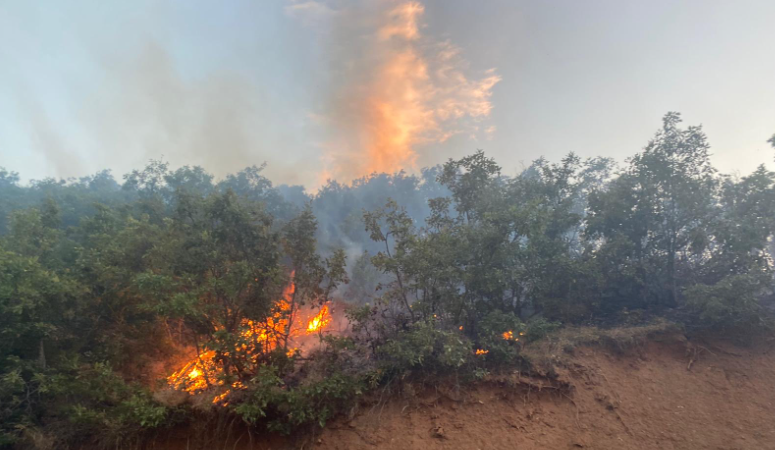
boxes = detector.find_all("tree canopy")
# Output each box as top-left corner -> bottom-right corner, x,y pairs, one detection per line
1,113 -> 774,448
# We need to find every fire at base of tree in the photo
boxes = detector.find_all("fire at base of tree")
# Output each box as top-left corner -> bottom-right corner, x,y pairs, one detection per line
165,287 -> 336,406
1,113 -> 774,449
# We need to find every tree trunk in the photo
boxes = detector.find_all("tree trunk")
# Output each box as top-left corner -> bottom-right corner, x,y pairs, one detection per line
38,339 -> 46,368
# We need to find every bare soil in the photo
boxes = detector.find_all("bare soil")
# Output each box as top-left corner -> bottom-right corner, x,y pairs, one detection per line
314,335 -> 775,450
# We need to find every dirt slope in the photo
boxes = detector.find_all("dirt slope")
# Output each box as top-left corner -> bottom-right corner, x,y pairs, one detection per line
315,335 -> 775,450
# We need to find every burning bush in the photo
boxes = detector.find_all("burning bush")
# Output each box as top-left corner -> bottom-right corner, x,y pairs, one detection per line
152,198 -> 347,408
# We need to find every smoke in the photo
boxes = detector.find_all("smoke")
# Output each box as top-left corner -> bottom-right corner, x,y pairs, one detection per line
6,1 -> 499,187
81,42 -> 274,181
289,0 -> 501,184
22,97 -> 84,179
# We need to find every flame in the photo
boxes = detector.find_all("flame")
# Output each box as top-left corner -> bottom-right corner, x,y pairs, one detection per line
167,274 -> 333,402
307,304 -> 331,333
212,391 -> 229,405
311,1 -> 501,183
475,349 -> 489,356
167,350 -> 217,393
501,330 -> 521,342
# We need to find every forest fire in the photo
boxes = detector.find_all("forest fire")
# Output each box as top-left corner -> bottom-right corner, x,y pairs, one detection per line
307,305 -> 331,333
166,277 -> 335,402
312,1 -> 501,183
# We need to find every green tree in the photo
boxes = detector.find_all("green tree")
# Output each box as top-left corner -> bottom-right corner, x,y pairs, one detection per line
139,189 -> 283,382
587,112 -> 716,308
282,205 -> 348,346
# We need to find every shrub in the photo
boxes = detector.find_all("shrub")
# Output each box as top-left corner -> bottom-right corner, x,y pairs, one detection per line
232,364 -> 364,433
524,317 -> 560,342
378,321 -> 471,372
685,273 -> 772,333
476,310 -> 525,363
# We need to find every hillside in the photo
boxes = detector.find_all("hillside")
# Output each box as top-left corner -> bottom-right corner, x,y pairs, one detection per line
313,333 -> 775,450
149,331 -> 775,450
6,135 -> 775,449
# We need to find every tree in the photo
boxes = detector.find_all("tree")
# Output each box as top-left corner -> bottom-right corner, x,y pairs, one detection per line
587,112 -> 716,308
282,205 -> 348,347
217,164 -> 293,221
363,200 -> 418,321
0,168 -> 23,233
139,189 -> 284,382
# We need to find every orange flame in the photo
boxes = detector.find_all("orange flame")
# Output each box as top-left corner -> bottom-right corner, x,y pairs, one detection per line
307,304 -> 331,333
475,349 -> 489,356
501,330 -> 520,342
315,1 -> 501,183
167,275 -> 333,403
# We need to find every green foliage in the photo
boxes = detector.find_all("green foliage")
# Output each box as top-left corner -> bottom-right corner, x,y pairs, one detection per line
272,371 -> 362,431
587,112 -> 717,309
231,366 -> 283,425
472,367 -> 490,380
476,310 -> 525,363
523,317 -> 560,342
379,321 -> 471,371
233,364 -> 363,433
284,205 -> 349,315
685,273 -> 772,333
138,189 -> 285,379
1,114 -> 775,447
0,358 -> 169,448
54,363 -> 170,448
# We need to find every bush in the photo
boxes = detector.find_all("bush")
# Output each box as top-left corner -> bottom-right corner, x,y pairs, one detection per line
0,361 -> 171,449
685,273 -> 772,333
232,364 -> 364,434
378,321 -> 471,372
476,310 -> 525,363
524,317 -> 560,341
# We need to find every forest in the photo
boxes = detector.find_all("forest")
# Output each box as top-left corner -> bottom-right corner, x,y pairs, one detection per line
2,113 -> 775,449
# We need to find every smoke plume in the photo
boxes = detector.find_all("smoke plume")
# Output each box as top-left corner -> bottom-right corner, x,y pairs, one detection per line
289,1 -> 501,183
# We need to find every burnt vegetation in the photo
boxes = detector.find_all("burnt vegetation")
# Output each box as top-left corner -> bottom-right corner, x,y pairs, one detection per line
2,113 -> 775,448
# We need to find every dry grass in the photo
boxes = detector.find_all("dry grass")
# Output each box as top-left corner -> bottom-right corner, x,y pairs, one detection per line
520,318 -> 681,371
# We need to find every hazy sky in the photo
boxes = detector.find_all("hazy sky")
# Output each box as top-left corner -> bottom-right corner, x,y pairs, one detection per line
1,0 -> 774,188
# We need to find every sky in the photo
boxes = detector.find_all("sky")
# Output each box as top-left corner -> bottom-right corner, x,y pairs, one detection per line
1,0 -> 774,188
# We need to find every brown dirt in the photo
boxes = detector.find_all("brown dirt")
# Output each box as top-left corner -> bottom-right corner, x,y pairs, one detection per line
150,333 -> 775,450
313,335 -> 775,450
